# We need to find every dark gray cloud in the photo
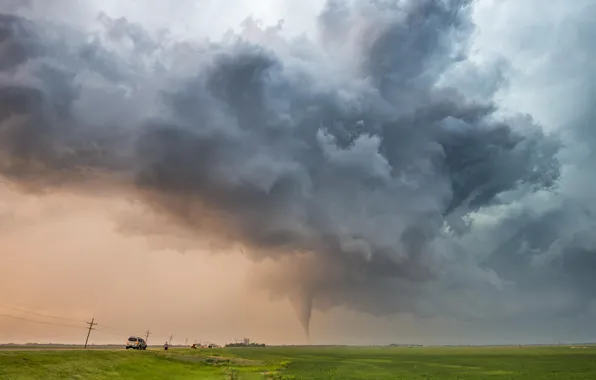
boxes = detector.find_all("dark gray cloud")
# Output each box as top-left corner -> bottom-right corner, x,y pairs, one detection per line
1,0 -> 585,340
456,0 -> 596,337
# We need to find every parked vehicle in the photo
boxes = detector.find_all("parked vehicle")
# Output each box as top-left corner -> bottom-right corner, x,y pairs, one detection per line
126,336 -> 147,350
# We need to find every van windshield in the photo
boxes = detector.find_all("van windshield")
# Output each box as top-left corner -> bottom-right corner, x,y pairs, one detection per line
128,337 -> 138,342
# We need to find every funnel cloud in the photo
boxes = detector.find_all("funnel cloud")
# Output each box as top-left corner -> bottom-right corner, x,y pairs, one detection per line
1,0 -> 595,340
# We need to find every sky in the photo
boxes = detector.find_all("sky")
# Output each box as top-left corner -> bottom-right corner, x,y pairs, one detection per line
1,0 -> 596,346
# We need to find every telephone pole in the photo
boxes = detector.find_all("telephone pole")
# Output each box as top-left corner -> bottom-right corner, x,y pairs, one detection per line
168,334 -> 173,346
185,336 -> 188,347
145,329 -> 151,343
84,318 -> 97,348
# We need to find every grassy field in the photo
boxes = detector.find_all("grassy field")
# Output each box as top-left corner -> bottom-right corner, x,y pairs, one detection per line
1,345 -> 595,379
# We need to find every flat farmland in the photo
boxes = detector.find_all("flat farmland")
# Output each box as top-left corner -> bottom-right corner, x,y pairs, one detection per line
1,345 -> 595,379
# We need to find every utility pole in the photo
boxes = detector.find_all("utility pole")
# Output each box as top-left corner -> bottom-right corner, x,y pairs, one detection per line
84,318 -> 97,348
168,334 -> 173,346
145,329 -> 151,343
185,336 -> 188,347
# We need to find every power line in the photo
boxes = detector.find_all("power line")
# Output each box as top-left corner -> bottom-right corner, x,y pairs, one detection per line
94,329 -> 124,336
0,306 -> 187,346
0,313 -> 131,338
99,323 -> 145,336
97,322 -> 141,333
84,318 -> 97,348
0,305 -> 86,323
0,305 -> 136,337
95,328 -> 146,339
0,312 -> 84,329
95,327 -> 130,336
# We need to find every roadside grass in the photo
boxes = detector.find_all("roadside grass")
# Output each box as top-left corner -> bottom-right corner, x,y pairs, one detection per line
1,345 -> 596,379
0,349 -> 281,380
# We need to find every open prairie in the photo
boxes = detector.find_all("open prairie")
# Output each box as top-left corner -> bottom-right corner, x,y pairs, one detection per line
1,345 -> 595,379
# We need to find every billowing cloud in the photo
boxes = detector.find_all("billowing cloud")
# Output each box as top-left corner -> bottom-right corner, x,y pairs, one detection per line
2,0 -> 594,340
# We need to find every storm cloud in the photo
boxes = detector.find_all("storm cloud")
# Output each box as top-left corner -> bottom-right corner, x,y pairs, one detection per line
2,0 -> 592,339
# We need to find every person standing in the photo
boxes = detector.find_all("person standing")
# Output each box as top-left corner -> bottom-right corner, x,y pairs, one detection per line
164,341 -> 169,351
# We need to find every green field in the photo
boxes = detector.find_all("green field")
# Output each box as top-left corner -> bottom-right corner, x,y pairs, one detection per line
1,345 -> 595,379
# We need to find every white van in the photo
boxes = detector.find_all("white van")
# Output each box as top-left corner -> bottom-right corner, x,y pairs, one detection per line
126,336 -> 147,350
